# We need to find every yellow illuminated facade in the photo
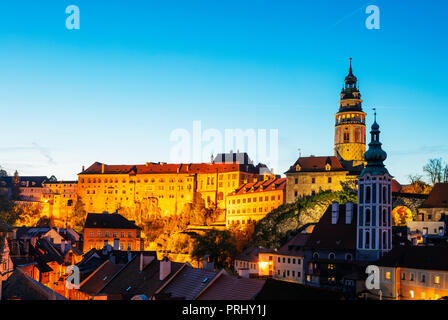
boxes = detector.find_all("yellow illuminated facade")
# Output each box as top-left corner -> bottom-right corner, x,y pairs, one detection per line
77,161 -> 267,221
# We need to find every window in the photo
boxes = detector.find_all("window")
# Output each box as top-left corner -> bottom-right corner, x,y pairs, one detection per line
313,252 -> 319,260
421,274 -> 426,283
435,275 -> 440,284
328,253 -> 335,260
385,272 -> 391,280
311,178 -> 316,184
365,186 -> 371,203
328,177 -> 332,184
345,253 -> 352,261
365,209 -> 371,226
295,178 -> 298,184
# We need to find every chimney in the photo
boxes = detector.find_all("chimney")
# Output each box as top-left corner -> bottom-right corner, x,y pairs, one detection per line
238,268 -> 250,278
113,239 -> 119,250
160,257 -> 171,281
127,248 -> 132,263
82,165 -> 85,172
346,202 -> 353,224
101,163 -> 105,174
331,202 -> 339,224
139,253 -> 155,272
61,240 -> 66,254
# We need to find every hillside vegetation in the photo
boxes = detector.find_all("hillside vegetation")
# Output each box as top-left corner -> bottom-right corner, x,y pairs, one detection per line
250,189 -> 358,249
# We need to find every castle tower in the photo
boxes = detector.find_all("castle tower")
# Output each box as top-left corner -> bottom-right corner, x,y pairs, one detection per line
356,112 -> 392,262
334,59 -> 366,167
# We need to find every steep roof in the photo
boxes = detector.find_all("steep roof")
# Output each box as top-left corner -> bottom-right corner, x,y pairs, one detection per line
79,260 -> 124,296
285,156 -> 347,174
84,212 -> 141,230
99,255 -> 184,299
277,233 -> 310,256
235,247 -> 276,263
304,203 -> 358,251
229,177 -> 286,196
421,183 -> 448,208
376,245 -> 448,271
2,269 -> 67,300
79,161 -> 264,176
254,279 -> 344,300
196,274 -> 265,300
155,265 -> 220,300
0,176 -> 48,188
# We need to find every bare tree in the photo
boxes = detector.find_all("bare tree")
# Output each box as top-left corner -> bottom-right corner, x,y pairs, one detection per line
423,158 -> 443,185
443,164 -> 448,183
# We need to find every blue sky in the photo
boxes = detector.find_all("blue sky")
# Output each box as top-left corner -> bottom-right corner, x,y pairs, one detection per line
0,0 -> 447,184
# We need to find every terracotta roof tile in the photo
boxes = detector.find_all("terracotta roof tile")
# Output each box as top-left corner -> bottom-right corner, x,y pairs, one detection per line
285,156 -> 346,174
304,203 -> 358,251
421,183 -> 448,208
229,178 -> 286,196
196,274 -> 265,300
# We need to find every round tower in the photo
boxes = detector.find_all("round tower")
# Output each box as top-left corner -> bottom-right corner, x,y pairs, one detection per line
334,58 -> 366,166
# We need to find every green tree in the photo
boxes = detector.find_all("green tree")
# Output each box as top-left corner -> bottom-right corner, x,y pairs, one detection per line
191,229 -> 238,270
11,170 -> 21,200
0,166 -> 8,177
69,197 -> 87,233
0,192 -> 19,225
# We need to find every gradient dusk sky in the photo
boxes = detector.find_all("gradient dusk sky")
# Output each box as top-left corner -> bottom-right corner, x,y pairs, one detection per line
0,0 -> 447,184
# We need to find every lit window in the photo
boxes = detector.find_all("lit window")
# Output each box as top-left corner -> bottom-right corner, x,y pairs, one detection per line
410,290 -> 414,299
435,275 -> 440,284
385,272 -> 391,280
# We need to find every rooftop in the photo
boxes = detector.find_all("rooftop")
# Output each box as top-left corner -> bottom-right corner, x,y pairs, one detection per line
421,183 -> 448,208
84,212 -> 141,230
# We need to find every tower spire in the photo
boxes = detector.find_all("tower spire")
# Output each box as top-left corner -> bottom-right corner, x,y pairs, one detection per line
349,57 -> 353,74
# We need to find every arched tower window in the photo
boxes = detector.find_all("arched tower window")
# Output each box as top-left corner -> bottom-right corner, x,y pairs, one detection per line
383,231 -> 387,250
383,186 -> 387,204
328,253 -> 335,260
383,209 -> 387,226
365,230 -> 370,249
344,131 -> 350,143
365,186 -> 371,203
365,208 -> 371,226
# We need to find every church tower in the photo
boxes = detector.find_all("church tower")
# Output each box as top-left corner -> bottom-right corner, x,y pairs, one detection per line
334,59 -> 366,167
356,112 -> 393,262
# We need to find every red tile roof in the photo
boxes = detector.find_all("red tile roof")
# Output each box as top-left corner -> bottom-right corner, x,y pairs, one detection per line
377,245 -> 448,271
79,161 -> 264,175
196,274 -> 265,300
285,156 -> 346,174
229,177 -> 286,196
277,233 -> 310,256
304,203 -> 358,251
391,179 -> 402,193
421,183 -> 448,208
79,260 -> 123,296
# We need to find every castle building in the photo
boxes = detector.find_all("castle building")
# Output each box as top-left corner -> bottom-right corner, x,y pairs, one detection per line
41,180 -> 78,227
285,59 -> 366,202
225,177 -> 286,228
356,114 -> 393,261
77,153 -> 270,220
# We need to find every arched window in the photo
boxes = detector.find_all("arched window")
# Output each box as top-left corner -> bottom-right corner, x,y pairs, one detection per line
383,186 -> 387,203
383,209 -> 387,226
365,231 -> 370,249
365,209 -> 371,226
313,252 -> 319,261
365,186 -> 371,203
328,253 -> 335,261
344,132 -> 350,143
383,231 -> 387,250
345,253 -> 353,261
